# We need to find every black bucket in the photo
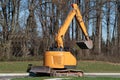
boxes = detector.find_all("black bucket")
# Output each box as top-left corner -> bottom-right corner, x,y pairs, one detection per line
76,40 -> 93,49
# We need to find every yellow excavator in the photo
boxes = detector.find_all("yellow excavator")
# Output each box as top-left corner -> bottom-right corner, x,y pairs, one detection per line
27,3 -> 93,77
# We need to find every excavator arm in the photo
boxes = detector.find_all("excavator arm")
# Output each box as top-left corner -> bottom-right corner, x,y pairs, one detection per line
55,4 -> 93,49
55,9 -> 76,48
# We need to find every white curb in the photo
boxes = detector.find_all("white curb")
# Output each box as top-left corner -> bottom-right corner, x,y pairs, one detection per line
84,73 -> 120,76
0,73 -> 29,77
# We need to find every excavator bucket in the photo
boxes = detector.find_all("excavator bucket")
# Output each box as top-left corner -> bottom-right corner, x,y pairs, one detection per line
76,40 -> 93,49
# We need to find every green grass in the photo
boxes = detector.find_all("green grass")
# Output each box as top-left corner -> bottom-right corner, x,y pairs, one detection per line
0,61 -> 120,73
77,61 -> 120,72
12,77 -> 120,80
0,61 -> 42,73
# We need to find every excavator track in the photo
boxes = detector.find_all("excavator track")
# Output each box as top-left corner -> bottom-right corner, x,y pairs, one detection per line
27,65 -> 83,77
50,69 -> 83,77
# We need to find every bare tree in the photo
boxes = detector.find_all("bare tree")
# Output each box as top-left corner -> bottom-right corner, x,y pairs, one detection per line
0,0 -> 21,59
106,0 -> 111,56
117,0 -> 120,57
94,0 -> 103,55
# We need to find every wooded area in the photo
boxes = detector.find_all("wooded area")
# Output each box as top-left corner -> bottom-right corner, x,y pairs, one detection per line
0,0 -> 120,62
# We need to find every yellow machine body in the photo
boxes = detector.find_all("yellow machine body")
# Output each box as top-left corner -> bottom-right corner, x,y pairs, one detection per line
44,51 -> 76,68
44,3 -> 93,69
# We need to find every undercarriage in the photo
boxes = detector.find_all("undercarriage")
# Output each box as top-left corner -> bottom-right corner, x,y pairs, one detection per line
27,65 -> 83,77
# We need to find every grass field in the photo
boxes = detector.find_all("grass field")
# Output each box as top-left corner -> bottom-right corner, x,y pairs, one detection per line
12,77 -> 120,80
0,61 -> 42,73
77,61 -> 120,72
0,60 -> 120,73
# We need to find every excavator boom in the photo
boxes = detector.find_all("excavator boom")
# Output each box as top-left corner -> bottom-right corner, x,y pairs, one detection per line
55,9 -> 76,48
55,4 -> 93,49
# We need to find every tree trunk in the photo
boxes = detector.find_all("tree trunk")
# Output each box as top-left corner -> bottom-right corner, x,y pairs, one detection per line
117,1 -> 120,57
94,0 -> 102,55
106,1 -> 110,56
